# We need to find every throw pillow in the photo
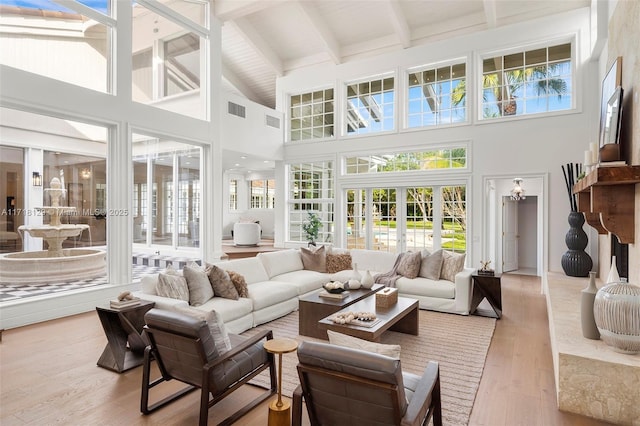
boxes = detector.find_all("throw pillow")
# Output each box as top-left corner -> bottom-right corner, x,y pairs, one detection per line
326,253 -> 352,273
441,250 -> 466,282
300,245 -> 327,272
227,270 -> 249,298
156,271 -> 189,302
174,305 -> 232,354
396,251 -> 422,279
183,262 -> 214,306
207,264 -> 239,300
327,330 -> 401,359
419,249 -> 444,280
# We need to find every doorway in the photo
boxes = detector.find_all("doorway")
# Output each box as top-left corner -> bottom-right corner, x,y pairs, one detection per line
484,175 -> 545,277
502,196 -> 538,275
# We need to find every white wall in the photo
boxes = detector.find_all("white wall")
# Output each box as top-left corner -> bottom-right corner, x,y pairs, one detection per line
275,7 -> 600,273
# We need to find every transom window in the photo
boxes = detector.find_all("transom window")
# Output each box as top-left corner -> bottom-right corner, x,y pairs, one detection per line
290,89 -> 334,141
481,42 -> 572,119
408,62 -> 466,128
346,76 -> 395,135
345,148 -> 467,174
288,161 -> 334,244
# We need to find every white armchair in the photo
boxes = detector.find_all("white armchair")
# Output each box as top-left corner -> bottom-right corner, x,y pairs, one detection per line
233,222 -> 261,246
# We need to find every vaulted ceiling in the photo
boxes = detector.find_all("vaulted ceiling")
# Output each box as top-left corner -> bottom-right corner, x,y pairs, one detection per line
217,0 -> 591,110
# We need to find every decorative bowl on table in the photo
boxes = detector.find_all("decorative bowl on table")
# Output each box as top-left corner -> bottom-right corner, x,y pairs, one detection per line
323,281 -> 346,294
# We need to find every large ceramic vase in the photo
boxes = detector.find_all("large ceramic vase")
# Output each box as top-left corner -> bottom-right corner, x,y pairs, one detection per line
561,211 -> 592,277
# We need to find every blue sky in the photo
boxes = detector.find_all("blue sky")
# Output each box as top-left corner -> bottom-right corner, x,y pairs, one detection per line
1,0 -> 108,14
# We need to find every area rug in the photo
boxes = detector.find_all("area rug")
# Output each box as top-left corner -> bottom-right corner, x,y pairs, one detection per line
242,309 -> 496,426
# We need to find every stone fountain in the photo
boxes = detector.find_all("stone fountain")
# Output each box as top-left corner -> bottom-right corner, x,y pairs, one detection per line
0,176 -> 106,284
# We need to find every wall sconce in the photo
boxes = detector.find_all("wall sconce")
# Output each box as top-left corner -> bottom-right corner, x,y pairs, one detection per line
510,178 -> 525,201
32,171 -> 42,187
80,168 -> 92,180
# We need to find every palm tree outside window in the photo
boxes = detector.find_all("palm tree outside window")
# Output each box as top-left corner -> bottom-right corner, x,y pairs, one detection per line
452,42 -> 572,119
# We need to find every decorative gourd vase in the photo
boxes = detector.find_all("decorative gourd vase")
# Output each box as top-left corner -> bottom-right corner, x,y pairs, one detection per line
561,212 -> 592,277
593,279 -> 640,354
350,262 -> 362,283
580,272 -> 600,340
361,270 -> 374,289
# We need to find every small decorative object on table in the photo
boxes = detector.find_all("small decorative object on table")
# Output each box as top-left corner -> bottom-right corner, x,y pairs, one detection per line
323,281 -> 346,294
110,291 -> 140,309
331,311 -> 380,327
593,278 -> 640,354
376,287 -> 398,308
361,270 -> 374,288
478,260 -> 495,276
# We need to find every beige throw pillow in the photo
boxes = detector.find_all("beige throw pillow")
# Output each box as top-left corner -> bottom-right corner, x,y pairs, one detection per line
440,250 -> 466,282
326,253 -> 352,273
156,270 -> 189,302
327,330 -> 401,359
183,262 -> 214,306
419,249 -> 444,280
227,270 -> 249,298
207,264 -> 239,300
300,245 -> 327,272
174,305 -> 232,354
396,251 -> 422,279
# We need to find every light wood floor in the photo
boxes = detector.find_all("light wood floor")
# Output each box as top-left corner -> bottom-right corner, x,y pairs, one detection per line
0,274 -> 608,425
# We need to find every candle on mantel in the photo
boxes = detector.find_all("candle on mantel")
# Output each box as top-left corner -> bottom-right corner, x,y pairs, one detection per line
590,143 -> 599,164
584,150 -> 592,166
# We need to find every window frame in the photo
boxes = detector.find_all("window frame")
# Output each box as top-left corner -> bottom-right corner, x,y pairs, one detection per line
406,58 -> 469,129
288,87 -> 336,143
475,36 -> 576,123
343,72 -> 397,137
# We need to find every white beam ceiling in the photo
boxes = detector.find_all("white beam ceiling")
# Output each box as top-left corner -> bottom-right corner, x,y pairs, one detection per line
229,18 -> 284,76
387,0 -> 411,48
296,1 -> 341,65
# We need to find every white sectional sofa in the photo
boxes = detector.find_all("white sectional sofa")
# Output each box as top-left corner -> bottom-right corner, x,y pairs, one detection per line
135,248 -> 473,334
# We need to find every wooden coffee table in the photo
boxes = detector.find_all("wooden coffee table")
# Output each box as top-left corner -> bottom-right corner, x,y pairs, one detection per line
298,284 -> 383,340
318,296 -> 419,342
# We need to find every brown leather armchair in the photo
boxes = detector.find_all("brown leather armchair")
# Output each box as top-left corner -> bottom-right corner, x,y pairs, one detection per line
141,308 -> 276,426
292,341 -> 442,426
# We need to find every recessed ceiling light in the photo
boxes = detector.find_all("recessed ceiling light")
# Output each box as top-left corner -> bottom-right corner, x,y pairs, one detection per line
240,156 -> 247,159
263,160 -> 269,163
235,163 -> 240,167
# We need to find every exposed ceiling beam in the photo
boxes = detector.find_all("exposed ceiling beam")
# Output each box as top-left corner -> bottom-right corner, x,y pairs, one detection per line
483,0 -> 498,28
387,0 -> 411,48
296,1 -> 341,64
230,18 -> 284,76
214,0 -> 288,22
221,61 -> 262,104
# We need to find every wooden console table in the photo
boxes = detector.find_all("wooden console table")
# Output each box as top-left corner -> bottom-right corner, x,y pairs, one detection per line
96,300 -> 155,373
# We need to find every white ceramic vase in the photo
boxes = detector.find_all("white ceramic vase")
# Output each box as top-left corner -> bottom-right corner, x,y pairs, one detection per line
361,270 -> 374,289
593,278 -> 640,354
580,271 -> 600,340
351,262 -> 362,283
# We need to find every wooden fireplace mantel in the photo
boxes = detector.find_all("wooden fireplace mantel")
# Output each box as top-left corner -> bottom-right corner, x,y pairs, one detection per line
573,165 -> 640,244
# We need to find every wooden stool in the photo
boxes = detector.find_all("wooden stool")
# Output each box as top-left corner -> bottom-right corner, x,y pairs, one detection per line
263,337 -> 298,426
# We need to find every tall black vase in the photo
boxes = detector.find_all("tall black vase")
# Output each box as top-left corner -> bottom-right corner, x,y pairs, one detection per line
561,211 -> 593,277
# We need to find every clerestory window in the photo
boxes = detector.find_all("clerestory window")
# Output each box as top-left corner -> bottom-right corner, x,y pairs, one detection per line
289,89 -> 334,141
480,42 -> 572,119
345,75 -> 395,135
407,62 -> 467,128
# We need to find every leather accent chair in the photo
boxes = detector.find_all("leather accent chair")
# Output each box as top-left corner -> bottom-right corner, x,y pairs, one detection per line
141,308 -> 276,426
233,222 -> 261,246
292,341 -> 442,426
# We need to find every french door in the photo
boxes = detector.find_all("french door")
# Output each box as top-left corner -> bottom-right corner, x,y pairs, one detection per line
345,185 -> 466,254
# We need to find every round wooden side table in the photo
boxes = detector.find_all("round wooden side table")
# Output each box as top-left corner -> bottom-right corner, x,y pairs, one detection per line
263,337 -> 298,426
